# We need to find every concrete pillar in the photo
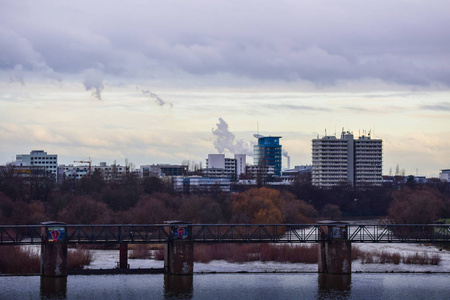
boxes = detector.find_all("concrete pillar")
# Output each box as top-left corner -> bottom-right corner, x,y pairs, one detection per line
164,274 -> 193,298
318,221 -> 351,274
40,277 -> 67,298
119,243 -> 129,269
318,274 -> 351,292
40,222 -> 68,277
164,221 -> 194,275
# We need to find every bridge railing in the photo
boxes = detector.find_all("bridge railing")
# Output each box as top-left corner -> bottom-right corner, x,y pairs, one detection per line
348,224 -> 450,243
0,224 -> 449,245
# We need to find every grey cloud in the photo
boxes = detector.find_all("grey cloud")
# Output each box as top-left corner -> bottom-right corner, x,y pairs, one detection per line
83,69 -> 104,100
421,102 -> 450,111
1,1 -> 450,88
261,103 -> 330,112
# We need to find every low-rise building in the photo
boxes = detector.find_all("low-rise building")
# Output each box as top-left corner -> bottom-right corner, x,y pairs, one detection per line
139,164 -> 188,178
15,150 -> 58,178
173,176 -> 231,193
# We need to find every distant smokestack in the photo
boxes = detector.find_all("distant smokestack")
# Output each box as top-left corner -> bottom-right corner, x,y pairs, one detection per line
282,149 -> 290,169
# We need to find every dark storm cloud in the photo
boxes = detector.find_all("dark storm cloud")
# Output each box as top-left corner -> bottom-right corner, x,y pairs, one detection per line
1,0 -> 450,87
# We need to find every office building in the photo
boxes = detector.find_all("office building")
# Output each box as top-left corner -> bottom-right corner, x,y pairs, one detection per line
312,131 -> 382,188
16,150 -> 58,178
253,135 -> 282,176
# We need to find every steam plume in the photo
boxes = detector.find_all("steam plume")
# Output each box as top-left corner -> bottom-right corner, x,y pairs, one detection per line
139,87 -> 173,108
212,118 -> 253,155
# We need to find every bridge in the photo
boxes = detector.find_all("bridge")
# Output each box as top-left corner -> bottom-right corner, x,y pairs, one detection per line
1,222 -> 449,276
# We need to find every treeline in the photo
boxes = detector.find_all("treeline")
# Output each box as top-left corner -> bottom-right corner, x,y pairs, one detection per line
0,167 -> 449,225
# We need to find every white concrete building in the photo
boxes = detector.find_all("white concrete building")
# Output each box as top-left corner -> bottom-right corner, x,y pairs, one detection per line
16,150 -> 58,178
440,169 -> 450,182
58,162 -> 129,181
312,131 -> 382,188
204,154 -> 246,180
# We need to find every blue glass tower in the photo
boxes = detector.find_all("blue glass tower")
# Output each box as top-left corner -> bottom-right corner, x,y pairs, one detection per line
253,135 -> 282,176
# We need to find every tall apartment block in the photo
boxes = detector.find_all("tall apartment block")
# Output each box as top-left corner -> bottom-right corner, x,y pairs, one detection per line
253,135 -> 282,176
312,131 -> 382,188
16,150 -> 58,178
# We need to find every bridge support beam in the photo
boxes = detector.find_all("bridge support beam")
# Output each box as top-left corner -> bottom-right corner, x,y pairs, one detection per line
164,221 -> 193,275
318,222 -> 351,274
40,222 -> 68,277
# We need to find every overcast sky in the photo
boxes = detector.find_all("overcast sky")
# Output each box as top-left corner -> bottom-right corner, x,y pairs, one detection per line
1,0 -> 449,176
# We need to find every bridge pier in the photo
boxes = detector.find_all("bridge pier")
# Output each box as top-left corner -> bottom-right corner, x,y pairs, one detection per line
40,222 -> 68,277
164,221 -> 193,275
318,221 -> 351,274
119,243 -> 129,269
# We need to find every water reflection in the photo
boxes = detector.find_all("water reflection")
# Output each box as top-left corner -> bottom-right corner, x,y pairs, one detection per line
40,276 -> 67,300
318,274 -> 351,299
164,274 -> 193,300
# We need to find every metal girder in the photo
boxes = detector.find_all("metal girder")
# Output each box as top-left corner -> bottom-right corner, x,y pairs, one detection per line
0,224 -> 449,245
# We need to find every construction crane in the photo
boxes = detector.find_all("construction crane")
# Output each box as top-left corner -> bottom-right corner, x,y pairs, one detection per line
74,160 -> 92,177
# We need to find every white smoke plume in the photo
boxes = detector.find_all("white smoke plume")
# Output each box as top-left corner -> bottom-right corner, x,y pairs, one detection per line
139,87 -> 173,108
83,68 -> 104,100
212,118 -> 253,156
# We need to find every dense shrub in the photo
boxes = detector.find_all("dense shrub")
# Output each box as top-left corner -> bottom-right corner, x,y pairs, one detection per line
0,246 -> 40,274
68,248 -> 93,269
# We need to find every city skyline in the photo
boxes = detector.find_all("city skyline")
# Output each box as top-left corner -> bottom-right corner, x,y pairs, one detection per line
1,1 -> 449,177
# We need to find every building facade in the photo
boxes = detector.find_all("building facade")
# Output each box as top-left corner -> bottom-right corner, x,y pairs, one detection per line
253,135 -> 282,176
440,169 -> 450,182
173,176 -> 231,193
204,154 -> 246,180
139,164 -> 188,178
16,150 -> 58,178
312,131 -> 382,188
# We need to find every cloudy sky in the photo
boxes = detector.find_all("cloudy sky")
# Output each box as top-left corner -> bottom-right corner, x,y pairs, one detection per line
1,0 -> 449,176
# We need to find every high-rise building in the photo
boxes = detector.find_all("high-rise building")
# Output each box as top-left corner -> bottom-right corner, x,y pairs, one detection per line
16,150 -> 58,178
253,135 -> 282,176
312,131 -> 382,188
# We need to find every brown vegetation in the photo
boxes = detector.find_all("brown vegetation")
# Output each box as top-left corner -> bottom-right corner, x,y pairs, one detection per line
0,246 -> 40,274
388,187 -> 446,224
129,244 -> 151,259
231,187 -> 317,224
352,247 -> 440,265
68,248 -> 93,269
402,252 -> 441,265
0,246 -> 93,274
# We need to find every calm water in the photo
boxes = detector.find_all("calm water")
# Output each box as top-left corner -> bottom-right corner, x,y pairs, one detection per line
1,273 -> 449,300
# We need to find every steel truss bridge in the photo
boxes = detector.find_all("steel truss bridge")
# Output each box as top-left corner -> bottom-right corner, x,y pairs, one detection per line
0,224 -> 449,245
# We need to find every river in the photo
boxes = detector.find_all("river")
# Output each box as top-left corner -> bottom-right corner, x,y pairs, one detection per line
2,241 -> 449,299
1,273 -> 450,299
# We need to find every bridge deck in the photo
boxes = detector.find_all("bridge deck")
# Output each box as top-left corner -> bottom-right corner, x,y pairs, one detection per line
0,224 -> 449,245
